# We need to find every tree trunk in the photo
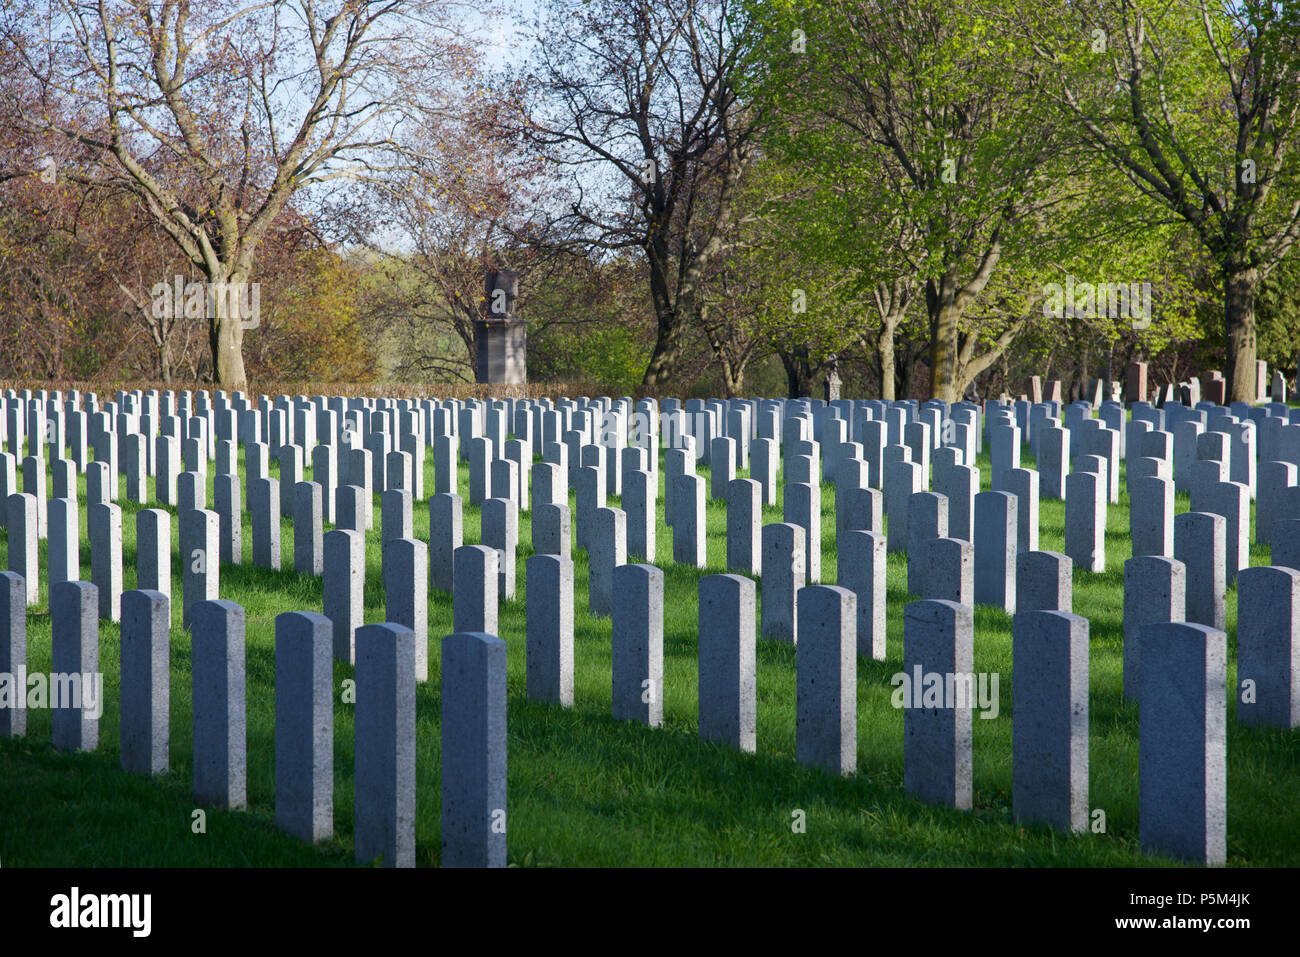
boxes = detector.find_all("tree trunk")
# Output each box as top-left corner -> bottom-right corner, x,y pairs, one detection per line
1224,265 -> 1259,403
878,318 -> 897,401
926,275 -> 960,403
159,342 -> 172,385
640,311 -> 686,392
208,267 -> 249,391
779,348 -> 816,399
930,302 -> 960,402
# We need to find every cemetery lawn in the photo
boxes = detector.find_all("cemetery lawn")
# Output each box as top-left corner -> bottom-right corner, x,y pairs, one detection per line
2,443 -> 1298,867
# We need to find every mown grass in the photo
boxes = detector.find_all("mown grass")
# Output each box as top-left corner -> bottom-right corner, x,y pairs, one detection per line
0,425 -> 1297,867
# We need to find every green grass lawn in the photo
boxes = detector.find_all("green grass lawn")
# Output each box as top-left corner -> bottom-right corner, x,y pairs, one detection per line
1,430 -> 1297,867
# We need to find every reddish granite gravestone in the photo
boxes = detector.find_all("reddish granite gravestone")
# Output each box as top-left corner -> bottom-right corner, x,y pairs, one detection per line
1125,362 -> 1148,404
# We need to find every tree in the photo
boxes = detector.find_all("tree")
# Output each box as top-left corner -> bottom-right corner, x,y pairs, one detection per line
1011,0 -> 1300,402
2,0 -> 474,389
752,0 -> 1083,401
508,0 -> 760,391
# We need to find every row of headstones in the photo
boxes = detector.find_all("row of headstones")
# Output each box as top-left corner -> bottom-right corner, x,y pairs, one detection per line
6,385 -> 1296,583
8,430 -> 1300,693
6,375 -> 1299,639
518,545 -> 1278,867
1119,359 -> 1295,407
0,573 -> 506,868
10,436 -> 1300,868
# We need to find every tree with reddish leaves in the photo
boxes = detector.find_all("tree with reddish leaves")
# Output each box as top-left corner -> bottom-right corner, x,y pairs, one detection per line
1,0 -> 478,389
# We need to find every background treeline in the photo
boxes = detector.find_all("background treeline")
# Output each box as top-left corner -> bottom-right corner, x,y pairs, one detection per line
0,1 -> 1297,401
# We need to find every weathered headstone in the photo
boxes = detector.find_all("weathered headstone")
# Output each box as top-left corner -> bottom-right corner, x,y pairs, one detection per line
384,538 -> 429,682
698,574 -> 757,753
1236,566 -> 1300,729
441,631 -> 508,868
1138,622 -> 1226,866
1012,609 -> 1089,833
902,600 -> 974,809
89,501 -> 123,621
839,529 -> 887,659
791,584 -> 857,779
1122,556 -> 1186,701
525,554 -> 574,707
1174,512 -> 1226,631
191,599 -> 247,809
974,490 -> 1017,612
354,622 -> 417,867
611,563 -> 664,728
323,528 -> 365,664
452,545 -> 498,635
120,589 -> 170,776
274,611 -> 334,843
0,571 -> 26,736
429,492 -> 463,594
761,523 -> 804,643
50,580 -> 100,752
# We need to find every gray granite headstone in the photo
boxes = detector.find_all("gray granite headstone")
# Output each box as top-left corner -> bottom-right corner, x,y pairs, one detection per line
355,622 -> 417,867
1174,511 -> 1226,631
380,488 -> 413,543
274,611 -> 334,843
1012,609 -> 1088,833
1236,565 -> 1300,729
1256,461 -> 1296,546
1038,425 -> 1069,500
525,554 -> 574,707
214,474 -> 242,565
1122,555 -> 1188,702
481,497 -> 519,600
919,537 -> 973,605
1015,550 -> 1072,612
902,599 -> 973,809
120,589 -> 170,775
452,544 -> 498,635
48,497 -> 79,587
589,506 -> 626,618
191,599 -> 246,808
441,631 -> 508,868
672,473 -> 706,567
761,522 -> 804,643
1208,480 -> 1250,585
323,528 -> 365,664
838,529 -> 887,659
783,481 -> 821,583
698,574 -> 757,753
531,501 -> 571,559
50,580 -> 99,752
796,585 -> 856,775
1002,467 -> 1039,554
1138,621 -> 1226,866
293,481 -> 324,576
383,537 -> 429,682
1063,469 -> 1105,573
429,492 -> 464,593
0,571 -> 26,736
180,508 -> 219,628
250,476 -> 281,570
623,468 -> 656,562
1129,474 -> 1174,557
974,490 -> 1017,612
611,563 -> 664,727
88,501 -> 123,621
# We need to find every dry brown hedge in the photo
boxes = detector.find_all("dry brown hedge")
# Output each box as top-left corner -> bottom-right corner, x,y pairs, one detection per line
0,379 -> 661,400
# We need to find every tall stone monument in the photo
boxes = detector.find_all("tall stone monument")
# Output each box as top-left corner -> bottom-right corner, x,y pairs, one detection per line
475,267 -> 526,385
